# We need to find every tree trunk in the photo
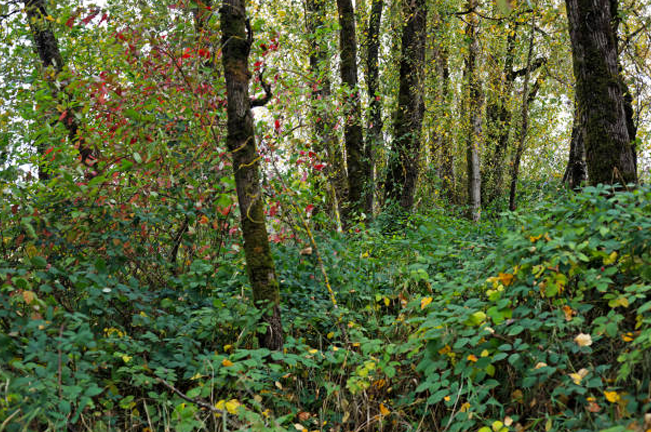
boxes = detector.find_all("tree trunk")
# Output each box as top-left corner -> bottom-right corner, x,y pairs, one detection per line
509,16 -> 536,211
564,0 -> 637,185
336,0 -> 366,222
562,95 -> 588,188
364,0 -> 383,216
463,0 -> 482,222
306,0 -> 346,226
220,0 -> 283,350
432,12 -> 454,203
482,25 -> 516,206
24,0 -> 94,178
384,0 -> 426,211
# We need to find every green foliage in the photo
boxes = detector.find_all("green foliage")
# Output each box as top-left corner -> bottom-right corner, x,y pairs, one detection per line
4,182 -> 651,431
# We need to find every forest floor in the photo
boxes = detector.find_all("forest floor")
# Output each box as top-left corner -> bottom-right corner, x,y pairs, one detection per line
3,184 -> 651,432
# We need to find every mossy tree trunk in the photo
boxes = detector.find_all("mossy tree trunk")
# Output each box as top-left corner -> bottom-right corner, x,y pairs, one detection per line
384,0 -> 426,211
220,0 -> 283,350
24,0 -> 93,179
336,0 -> 366,222
364,0 -> 383,216
563,95 -> 588,188
565,0 -> 637,185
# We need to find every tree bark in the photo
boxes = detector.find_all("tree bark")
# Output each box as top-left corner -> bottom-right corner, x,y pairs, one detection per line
384,0 -> 426,211
432,12 -> 454,203
24,0 -> 94,178
364,0 -> 383,215
463,0 -> 482,222
564,0 -> 637,185
220,0 -> 283,350
482,24 -> 516,207
509,16 -> 536,211
336,0 -> 366,221
562,95 -> 588,188
306,0 -> 346,225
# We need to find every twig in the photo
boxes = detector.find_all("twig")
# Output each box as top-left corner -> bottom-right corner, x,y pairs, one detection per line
156,377 -> 220,413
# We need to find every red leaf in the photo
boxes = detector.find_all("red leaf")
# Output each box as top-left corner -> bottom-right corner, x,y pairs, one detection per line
44,147 -> 54,155
314,163 -> 325,172
65,16 -> 76,28
305,204 -> 315,215
81,9 -> 100,25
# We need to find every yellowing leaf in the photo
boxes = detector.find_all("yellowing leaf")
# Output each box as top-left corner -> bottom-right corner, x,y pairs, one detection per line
224,399 -> 240,414
569,368 -> 589,385
22,290 -> 35,304
604,390 -> 620,403
308,349 -> 318,354
603,251 -> 618,265
460,402 -> 471,412
379,403 -> 390,416
222,359 -> 234,367
574,333 -> 593,347
467,354 -> 478,363
421,297 -> 433,310
621,332 -> 635,342
121,354 -> 132,363
326,332 -> 334,339
480,349 -> 490,357
562,305 -> 574,321
534,362 -> 548,370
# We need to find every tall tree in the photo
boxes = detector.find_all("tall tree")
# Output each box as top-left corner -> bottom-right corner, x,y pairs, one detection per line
562,95 -> 588,188
306,0 -> 346,224
336,0 -> 366,220
431,11 -> 455,203
509,12 -> 537,211
462,0 -> 482,221
220,0 -> 283,350
364,0 -> 383,215
24,0 -> 94,178
565,0 -> 637,185
384,0 -> 426,211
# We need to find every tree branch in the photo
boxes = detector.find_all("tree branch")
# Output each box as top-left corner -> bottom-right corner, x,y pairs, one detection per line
251,68 -> 272,107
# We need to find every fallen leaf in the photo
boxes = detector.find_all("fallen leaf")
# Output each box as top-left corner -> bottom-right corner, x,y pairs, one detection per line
604,390 -> 620,403
379,403 -> 390,416
574,333 -> 593,347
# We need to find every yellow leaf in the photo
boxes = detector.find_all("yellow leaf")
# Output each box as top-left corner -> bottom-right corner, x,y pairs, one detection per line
603,251 -> 618,265
569,368 -> 589,385
379,403 -> 390,416
438,345 -> 451,355
121,354 -> 132,363
45,15 -> 55,21
604,390 -> 620,403
22,290 -> 35,304
621,332 -> 634,342
534,362 -> 548,370
467,354 -> 478,363
222,359 -> 234,367
481,349 -> 490,357
562,305 -> 574,321
444,395 -> 451,401
529,234 -> 543,242
308,349 -> 318,354
574,333 -> 593,347
383,296 -> 390,306
224,399 -> 240,414
460,402 -> 471,412
223,344 -> 233,352
326,332 -> 334,339
421,297 -> 433,310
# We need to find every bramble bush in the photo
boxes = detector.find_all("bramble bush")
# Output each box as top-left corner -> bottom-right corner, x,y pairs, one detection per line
2,183 -> 651,431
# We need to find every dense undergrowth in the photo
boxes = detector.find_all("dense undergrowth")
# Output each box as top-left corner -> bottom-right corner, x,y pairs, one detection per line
2,183 -> 651,431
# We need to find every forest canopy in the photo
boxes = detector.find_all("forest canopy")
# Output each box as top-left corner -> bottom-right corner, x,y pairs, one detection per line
1,0 -> 651,430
